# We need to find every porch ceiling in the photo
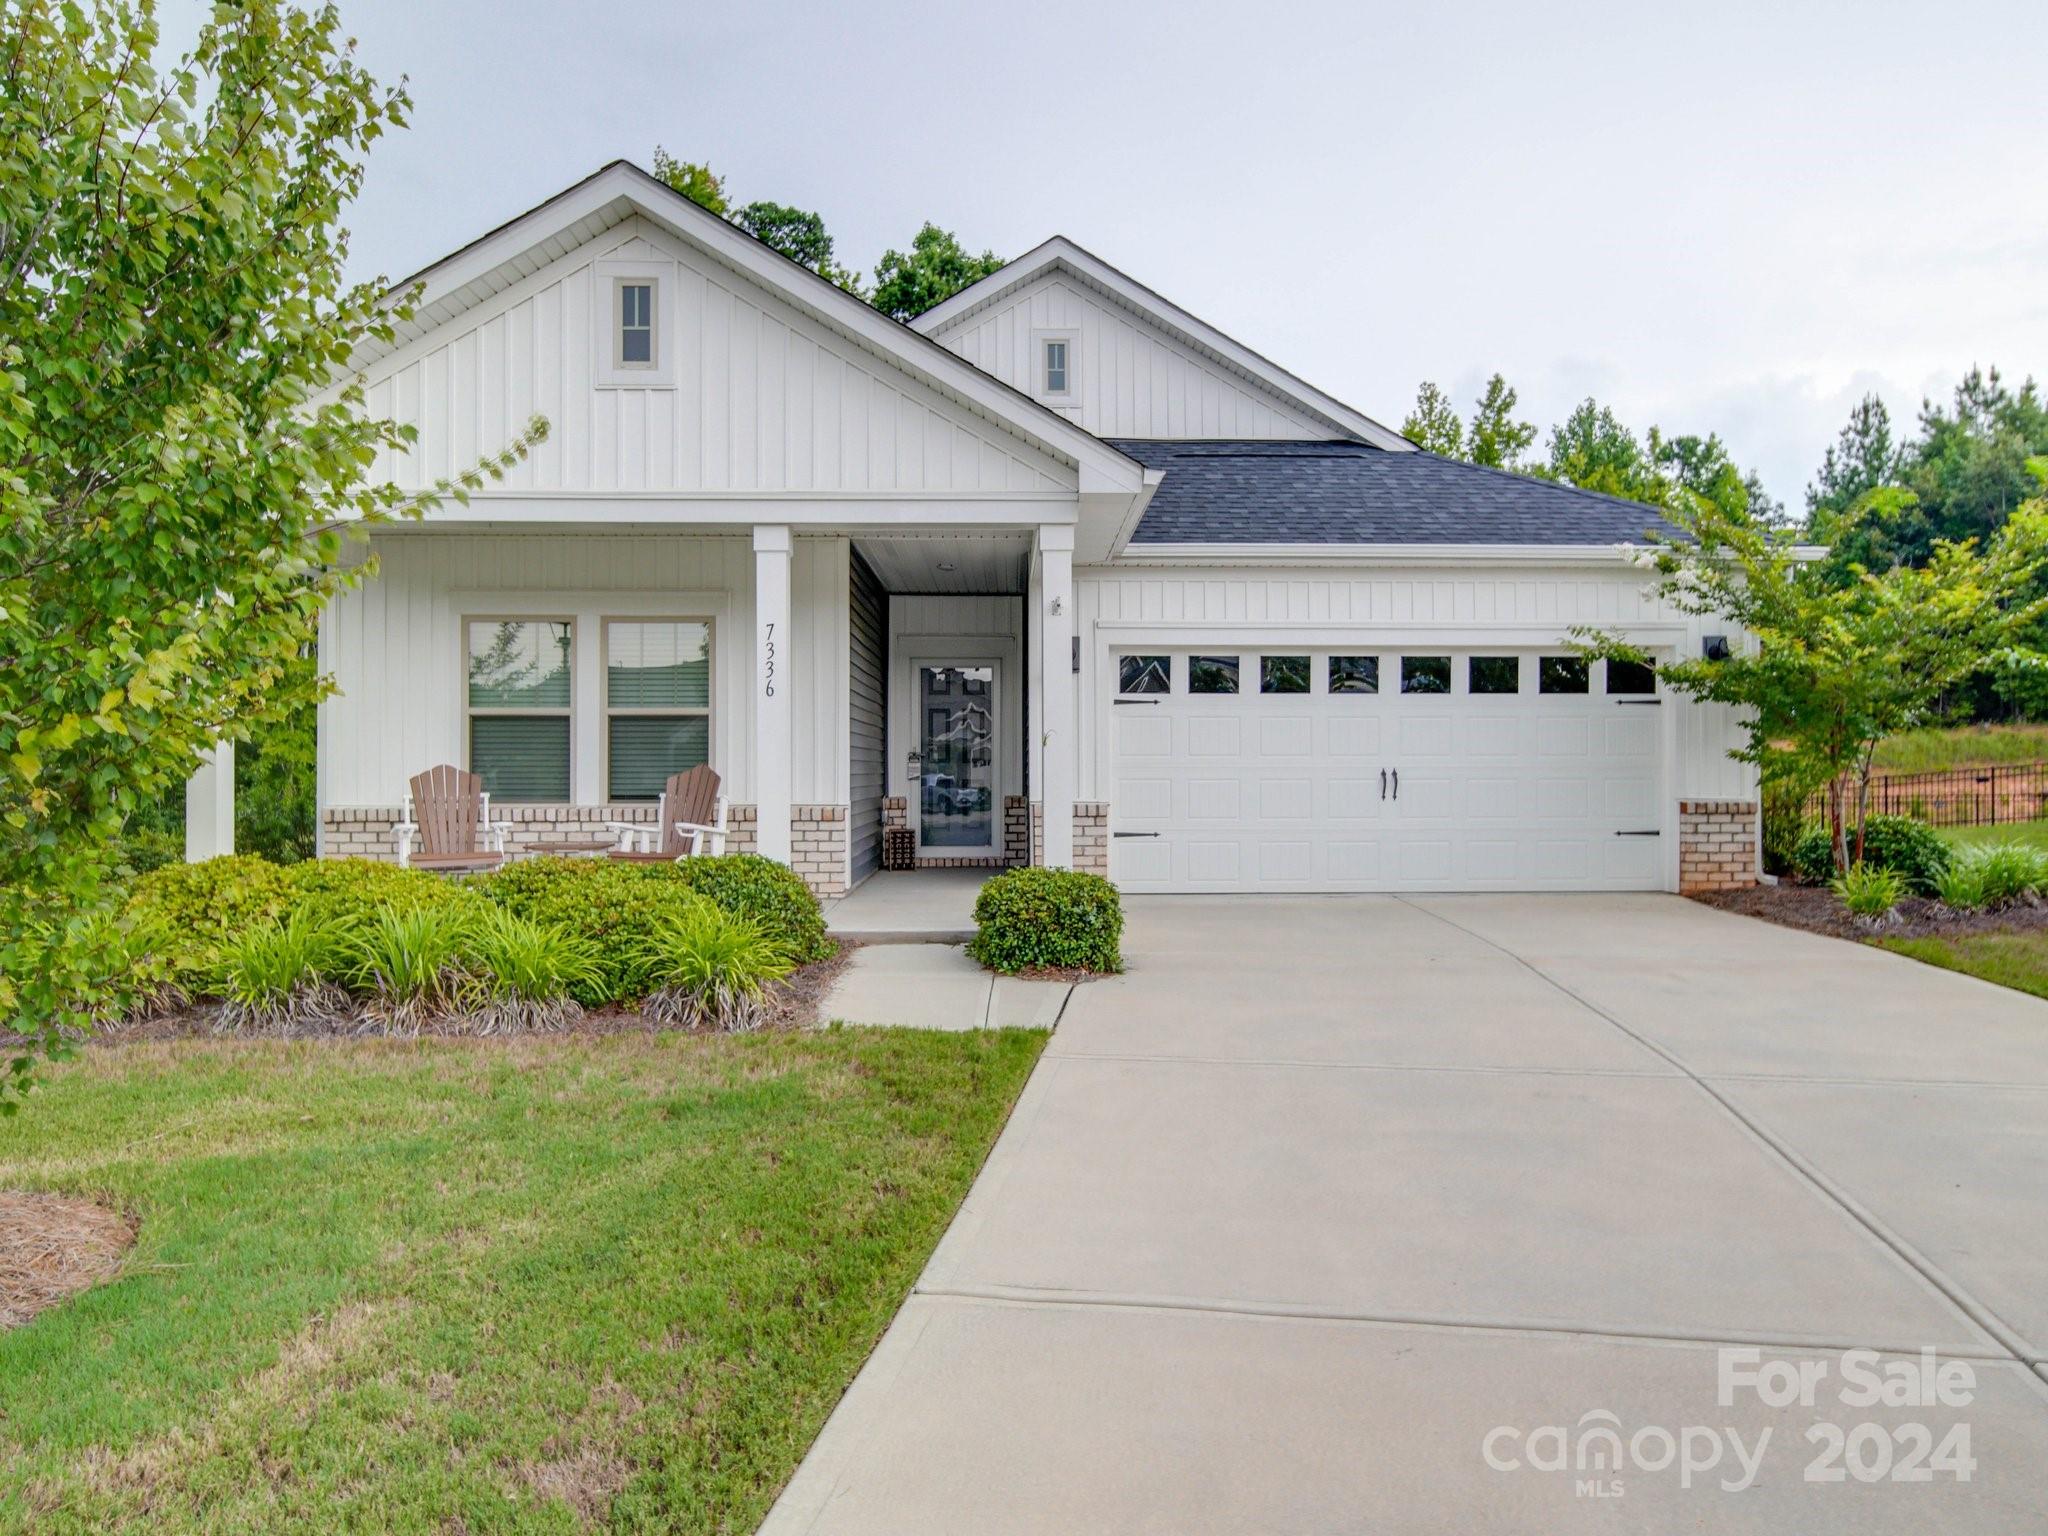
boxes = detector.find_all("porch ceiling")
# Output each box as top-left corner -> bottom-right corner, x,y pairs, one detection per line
854,533 -> 1030,595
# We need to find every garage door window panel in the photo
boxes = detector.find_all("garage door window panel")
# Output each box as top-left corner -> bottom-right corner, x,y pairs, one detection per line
1190,656 -> 1240,695
1539,656 -> 1590,694
1468,656 -> 1521,695
1260,655 -> 1310,694
1401,656 -> 1451,694
1119,654 -> 1172,695
1329,656 -> 1379,694
1606,658 -> 1657,694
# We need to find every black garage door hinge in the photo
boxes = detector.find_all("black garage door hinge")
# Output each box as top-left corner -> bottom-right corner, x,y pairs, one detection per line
1615,829 -> 1663,837
1113,831 -> 1160,838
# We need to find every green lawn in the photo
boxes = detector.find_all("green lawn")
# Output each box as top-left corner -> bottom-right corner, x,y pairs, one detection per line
1872,723 -> 2048,773
1935,818 -> 2048,852
0,1027 -> 1046,1534
1878,931 -> 2048,1000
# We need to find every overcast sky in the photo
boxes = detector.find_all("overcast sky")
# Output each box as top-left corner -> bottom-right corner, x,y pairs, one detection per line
167,0 -> 2048,506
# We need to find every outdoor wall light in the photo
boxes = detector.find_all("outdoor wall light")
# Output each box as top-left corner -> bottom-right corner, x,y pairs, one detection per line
1702,634 -> 1732,662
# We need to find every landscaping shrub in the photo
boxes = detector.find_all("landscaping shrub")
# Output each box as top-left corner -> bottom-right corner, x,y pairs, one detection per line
1939,842 -> 2048,911
339,905 -> 475,1033
210,909 -> 349,1033
125,854 -> 294,970
637,903 -> 793,1031
1790,815 -> 1951,895
282,857 -> 486,931
477,858 -> 711,1004
968,867 -> 1123,974
675,852 -> 833,964
1832,863 -> 1906,922
460,907 -> 599,1032
1759,782 -> 1809,878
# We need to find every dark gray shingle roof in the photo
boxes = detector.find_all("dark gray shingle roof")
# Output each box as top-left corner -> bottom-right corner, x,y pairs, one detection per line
1109,439 -> 1678,546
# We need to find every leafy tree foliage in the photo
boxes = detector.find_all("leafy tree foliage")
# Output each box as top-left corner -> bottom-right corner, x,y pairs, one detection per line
1577,482 -> 2048,871
870,223 -> 1006,322
1807,394 -> 1897,526
650,147 -> 727,215
1400,381 -> 1464,456
733,201 -> 864,293
1466,374 -> 1537,470
0,1 -> 537,1098
1542,400 -> 1666,502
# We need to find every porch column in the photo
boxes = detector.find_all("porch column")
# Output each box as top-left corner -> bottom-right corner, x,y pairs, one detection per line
184,740 -> 235,862
1036,525 -> 1075,869
754,525 -> 793,864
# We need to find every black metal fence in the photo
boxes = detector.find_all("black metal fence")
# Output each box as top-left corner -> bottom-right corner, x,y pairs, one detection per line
1806,763 -> 2048,829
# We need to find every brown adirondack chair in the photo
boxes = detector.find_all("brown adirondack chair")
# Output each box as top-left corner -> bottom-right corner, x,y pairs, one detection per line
607,765 -> 728,862
395,765 -> 513,873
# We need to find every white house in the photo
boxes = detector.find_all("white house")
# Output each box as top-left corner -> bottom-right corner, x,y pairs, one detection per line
191,161 -> 1760,897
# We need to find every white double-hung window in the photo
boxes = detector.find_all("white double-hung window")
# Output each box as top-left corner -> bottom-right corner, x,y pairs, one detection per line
1033,328 -> 1078,402
604,620 -> 712,800
466,618 -> 574,799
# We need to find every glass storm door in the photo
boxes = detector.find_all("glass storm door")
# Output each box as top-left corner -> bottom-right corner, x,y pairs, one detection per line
917,664 -> 996,852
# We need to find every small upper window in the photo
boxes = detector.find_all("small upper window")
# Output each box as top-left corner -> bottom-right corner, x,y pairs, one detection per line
1044,339 -> 1069,395
1401,656 -> 1451,694
1539,656 -> 1590,694
616,279 -> 655,368
1328,656 -> 1379,694
1119,654 -> 1170,695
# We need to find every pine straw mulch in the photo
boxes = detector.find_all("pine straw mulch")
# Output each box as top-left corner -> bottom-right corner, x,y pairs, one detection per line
1694,881 -> 2048,942
0,1191 -> 138,1331
69,943 -> 857,1049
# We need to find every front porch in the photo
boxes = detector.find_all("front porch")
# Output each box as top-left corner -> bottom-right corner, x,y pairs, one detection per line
184,518 -> 1096,900
821,868 -> 993,945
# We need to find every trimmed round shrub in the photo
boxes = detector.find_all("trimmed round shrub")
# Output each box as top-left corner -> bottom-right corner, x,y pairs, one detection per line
969,867 -> 1123,975
1789,815 -> 1951,895
282,858 -> 486,931
674,853 -> 832,964
126,854 -> 294,969
475,857 -> 711,1005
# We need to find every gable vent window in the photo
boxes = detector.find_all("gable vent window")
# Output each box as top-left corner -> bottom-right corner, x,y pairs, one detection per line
615,279 -> 656,369
1044,339 -> 1069,394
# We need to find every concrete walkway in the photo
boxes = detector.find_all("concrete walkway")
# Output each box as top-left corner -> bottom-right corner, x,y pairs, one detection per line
818,943 -> 1072,1031
821,869 -> 993,944
765,894 -> 2048,1532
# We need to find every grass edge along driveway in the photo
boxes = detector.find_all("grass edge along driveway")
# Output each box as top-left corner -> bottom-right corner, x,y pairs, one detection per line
0,1026 -> 1046,1534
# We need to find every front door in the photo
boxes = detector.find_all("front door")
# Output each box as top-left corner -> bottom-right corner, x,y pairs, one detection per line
916,663 -> 997,854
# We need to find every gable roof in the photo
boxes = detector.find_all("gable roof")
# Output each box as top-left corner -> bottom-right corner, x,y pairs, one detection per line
355,161 -> 1144,493
1108,440 -> 1679,547
911,236 -> 1412,452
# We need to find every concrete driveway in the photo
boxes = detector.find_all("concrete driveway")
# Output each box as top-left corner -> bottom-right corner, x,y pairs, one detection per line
763,895 -> 2048,1532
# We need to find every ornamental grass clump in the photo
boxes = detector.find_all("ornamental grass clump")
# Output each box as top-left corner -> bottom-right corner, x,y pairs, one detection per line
636,903 -> 793,1032
1832,863 -> 1906,925
341,905 -> 476,1034
1937,843 -> 2048,912
211,909 -> 350,1034
458,907 -> 599,1033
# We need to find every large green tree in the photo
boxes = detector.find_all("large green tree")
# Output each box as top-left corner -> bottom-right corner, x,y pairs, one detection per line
1542,399 -> 1669,503
1807,393 -> 1898,529
870,223 -> 1005,322
0,0 -> 535,1097
1578,478 -> 2048,870
1400,381 -> 1464,456
650,152 -> 865,294
1466,373 -> 1537,470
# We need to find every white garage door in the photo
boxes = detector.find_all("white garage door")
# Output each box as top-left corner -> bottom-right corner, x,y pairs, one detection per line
1109,649 -> 1665,893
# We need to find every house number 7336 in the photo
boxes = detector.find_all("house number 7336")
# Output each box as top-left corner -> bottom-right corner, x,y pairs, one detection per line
762,620 -> 777,697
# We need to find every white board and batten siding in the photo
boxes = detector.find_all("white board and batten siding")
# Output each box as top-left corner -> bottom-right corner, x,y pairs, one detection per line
929,271 -> 1328,441
319,532 -> 852,810
353,218 -> 1076,500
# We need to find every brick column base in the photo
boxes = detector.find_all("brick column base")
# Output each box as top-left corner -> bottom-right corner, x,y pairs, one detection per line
1024,800 -> 1110,876
791,805 -> 848,899
1679,799 -> 1759,892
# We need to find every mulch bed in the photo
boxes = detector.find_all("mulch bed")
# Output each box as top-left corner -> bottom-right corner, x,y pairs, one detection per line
70,944 -> 857,1048
1695,881 -> 2048,942
0,1191 -> 138,1330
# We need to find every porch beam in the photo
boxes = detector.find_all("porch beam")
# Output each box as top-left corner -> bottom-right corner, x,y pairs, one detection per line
184,741 -> 235,862
754,525 -> 793,864
1037,525 -> 1075,869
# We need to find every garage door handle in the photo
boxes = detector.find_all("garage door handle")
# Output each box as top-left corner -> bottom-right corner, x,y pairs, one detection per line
1392,769 -> 1399,800
1380,769 -> 1387,800
1113,831 -> 1160,838
1615,830 -> 1662,837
